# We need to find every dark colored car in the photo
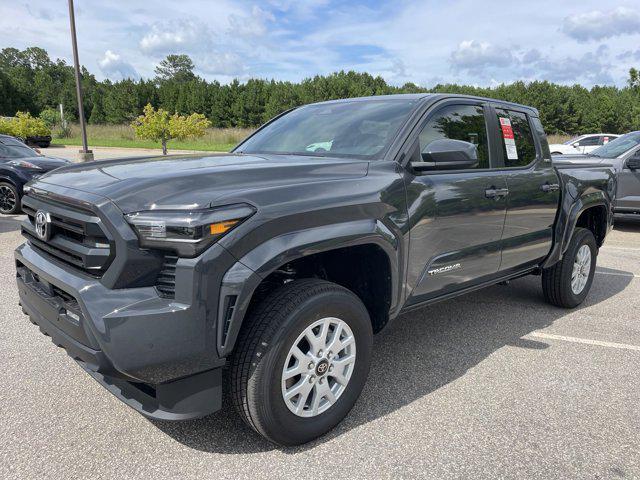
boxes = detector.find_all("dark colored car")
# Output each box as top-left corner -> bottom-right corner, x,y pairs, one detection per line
15,94 -> 616,445
0,134 -> 69,214
24,134 -> 52,149
552,131 -> 640,219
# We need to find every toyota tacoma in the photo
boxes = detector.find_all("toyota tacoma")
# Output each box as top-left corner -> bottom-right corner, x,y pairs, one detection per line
15,94 -> 616,445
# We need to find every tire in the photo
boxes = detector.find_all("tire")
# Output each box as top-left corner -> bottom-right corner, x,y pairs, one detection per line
542,227 -> 597,308
551,152 -> 563,155
0,182 -> 21,215
230,278 -> 373,446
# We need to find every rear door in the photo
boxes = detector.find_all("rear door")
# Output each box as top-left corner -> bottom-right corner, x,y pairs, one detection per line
490,107 -> 560,271
404,100 -> 508,304
616,147 -> 640,213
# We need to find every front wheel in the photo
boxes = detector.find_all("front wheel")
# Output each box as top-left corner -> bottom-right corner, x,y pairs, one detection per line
230,279 -> 373,446
542,227 -> 597,308
0,182 -> 20,215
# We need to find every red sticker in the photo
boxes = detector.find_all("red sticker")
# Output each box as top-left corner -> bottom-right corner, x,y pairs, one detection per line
499,117 -> 514,139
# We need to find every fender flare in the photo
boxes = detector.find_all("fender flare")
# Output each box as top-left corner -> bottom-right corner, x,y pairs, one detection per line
216,219 -> 401,357
0,174 -> 19,187
542,191 -> 610,268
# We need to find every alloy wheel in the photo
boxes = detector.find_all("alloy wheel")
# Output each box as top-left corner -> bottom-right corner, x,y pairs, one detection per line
0,185 -> 17,214
281,317 -> 356,418
571,244 -> 592,294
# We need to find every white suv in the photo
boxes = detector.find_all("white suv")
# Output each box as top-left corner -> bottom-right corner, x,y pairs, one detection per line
549,134 -> 619,155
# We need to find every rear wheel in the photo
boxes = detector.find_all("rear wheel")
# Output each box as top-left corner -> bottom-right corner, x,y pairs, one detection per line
230,278 -> 373,446
542,227 -> 597,308
0,182 -> 20,215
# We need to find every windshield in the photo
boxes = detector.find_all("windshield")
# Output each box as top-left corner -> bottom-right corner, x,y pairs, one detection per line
237,99 -> 417,158
0,138 -> 36,159
591,131 -> 640,158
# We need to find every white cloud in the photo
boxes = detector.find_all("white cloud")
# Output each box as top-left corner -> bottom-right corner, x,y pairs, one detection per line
228,6 -> 275,38
450,40 -> 515,73
139,19 -> 208,55
522,45 -> 614,84
562,6 -> 640,42
98,50 -> 138,79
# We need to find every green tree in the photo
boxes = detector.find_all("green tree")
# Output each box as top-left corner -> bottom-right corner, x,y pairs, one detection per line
154,54 -> 196,83
628,68 -> 640,89
131,103 -> 210,154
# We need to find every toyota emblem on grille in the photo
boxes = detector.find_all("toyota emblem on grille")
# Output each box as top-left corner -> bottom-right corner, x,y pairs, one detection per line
34,210 -> 52,241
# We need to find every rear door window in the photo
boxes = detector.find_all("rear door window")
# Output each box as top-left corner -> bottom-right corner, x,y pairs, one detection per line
495,109 -> 537,167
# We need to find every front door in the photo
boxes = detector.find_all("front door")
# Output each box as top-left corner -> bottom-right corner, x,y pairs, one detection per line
404,102 -> 507,304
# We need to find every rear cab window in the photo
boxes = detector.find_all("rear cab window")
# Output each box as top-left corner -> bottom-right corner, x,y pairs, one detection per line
495,108 -> 537,168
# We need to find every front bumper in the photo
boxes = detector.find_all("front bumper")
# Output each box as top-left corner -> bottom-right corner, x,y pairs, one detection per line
15,241 -> 231,420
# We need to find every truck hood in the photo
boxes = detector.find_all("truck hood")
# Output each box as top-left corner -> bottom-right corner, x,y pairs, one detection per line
36,153 -> 369,213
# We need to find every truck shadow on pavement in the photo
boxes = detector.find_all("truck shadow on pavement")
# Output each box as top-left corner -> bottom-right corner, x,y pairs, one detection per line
613,218 -> 640,233
0,215 -> 23,234
151,268 -> 633,454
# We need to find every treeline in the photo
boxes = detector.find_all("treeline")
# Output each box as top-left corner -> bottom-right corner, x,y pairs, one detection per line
2,46 -> 640,135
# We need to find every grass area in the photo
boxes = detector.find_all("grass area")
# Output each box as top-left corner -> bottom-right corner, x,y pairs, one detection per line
548,134 -> 572,144
51,124 -> 254,152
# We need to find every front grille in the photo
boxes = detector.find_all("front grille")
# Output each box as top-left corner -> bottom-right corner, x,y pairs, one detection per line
21,195 -> 114,277
156,255 -> 178,297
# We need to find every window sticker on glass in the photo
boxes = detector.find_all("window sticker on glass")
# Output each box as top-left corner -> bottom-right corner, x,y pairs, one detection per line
499,117 -> 518,160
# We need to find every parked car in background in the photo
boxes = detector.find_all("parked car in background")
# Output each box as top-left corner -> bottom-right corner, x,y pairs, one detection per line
0,134 -> 69,214
549,133 -> 619,155
553,131 -> 640,219
15,94 -> 616,445
22,134 -> 52,149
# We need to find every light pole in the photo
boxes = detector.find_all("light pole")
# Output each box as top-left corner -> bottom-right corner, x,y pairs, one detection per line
67,0 -> 93,162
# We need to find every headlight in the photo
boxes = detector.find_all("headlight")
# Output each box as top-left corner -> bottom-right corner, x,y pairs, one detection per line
125,203 -> 255,257
8,160 -> 43,170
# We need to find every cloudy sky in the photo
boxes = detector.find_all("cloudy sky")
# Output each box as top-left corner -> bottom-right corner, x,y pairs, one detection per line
2,0 -> 640,87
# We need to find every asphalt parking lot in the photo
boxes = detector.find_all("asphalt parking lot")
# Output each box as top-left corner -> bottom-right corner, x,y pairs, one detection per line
0,215 -> 638,479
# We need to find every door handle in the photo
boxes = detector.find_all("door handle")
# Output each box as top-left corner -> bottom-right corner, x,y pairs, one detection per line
541,182 -> 560,192
485,187 -> 509,199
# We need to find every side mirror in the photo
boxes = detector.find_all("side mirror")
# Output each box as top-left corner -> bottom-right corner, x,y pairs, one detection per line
412,139 -> 479,171
627,152 -> 640,170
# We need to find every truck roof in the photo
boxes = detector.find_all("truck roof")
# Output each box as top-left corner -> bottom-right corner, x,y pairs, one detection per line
310,93 -> 539,116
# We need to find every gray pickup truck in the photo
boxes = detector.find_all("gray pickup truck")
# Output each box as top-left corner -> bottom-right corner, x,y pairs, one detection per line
15,94 -> 616,445
552,131 -> 640,220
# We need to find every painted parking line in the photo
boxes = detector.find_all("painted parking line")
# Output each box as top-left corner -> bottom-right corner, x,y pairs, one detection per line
601,245 -> 640,252
529,332 -> 640,352
595,270 -> 640,278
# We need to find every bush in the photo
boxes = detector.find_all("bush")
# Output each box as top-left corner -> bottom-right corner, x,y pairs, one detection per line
55,124 -> 72,138
39,107 -> 60,128
0,117 -> 15,136
10,112 -> 51,138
